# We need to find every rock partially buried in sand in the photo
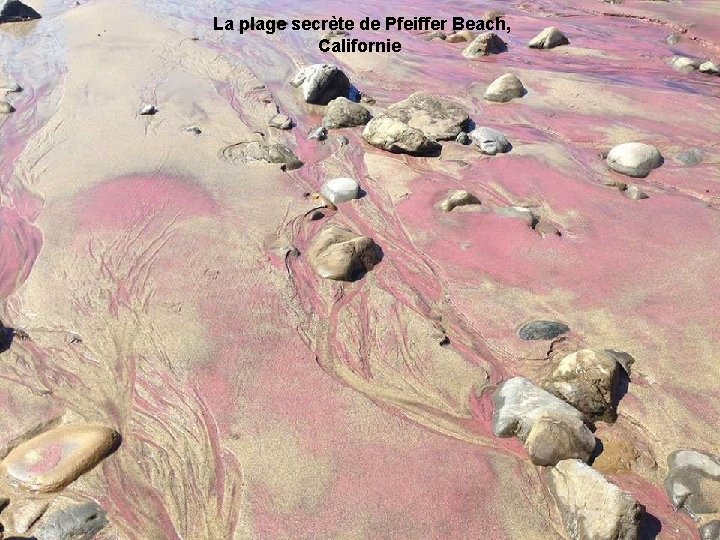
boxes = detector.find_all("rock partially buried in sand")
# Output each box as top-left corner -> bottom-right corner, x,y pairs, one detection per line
362,117 -> 440,156
469,127 -> 511,155
425,30 -> 447,41
549,459 -> 644,540
139,104 -> 158,116
268,114 -> 292,130
677,148 -> 703,166
624,185 -> 649,200
384,92 -> 469,141
322,97 -> 371,129
0,100 -> 15,114
542,348 -> 628,422
493,377 -> 596,466
320,177 -> 360,205
701,521 -> 720,540
290,64 -> 351,105
440,190 -> 480,212
484,73 -> 526,103
308,224 -> 382,281
224,141 -> 303,170
0,424 -> 120,493
528,27 -> 569,49
607,142 -> 663,177
518,320 -> 569,341
446,30 -> 475,43
0,0 -> 41,23
665,449 -> 720,517
462,32 -> 507,57
671,56 -> 701,72
34,502 -> 108,540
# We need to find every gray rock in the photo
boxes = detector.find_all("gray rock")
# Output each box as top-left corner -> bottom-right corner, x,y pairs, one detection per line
665,449 -> 720,517
462,32 -> 507,57
484,73 -> 526,103
320,177 -> 360,205
425,30 -> 447,41
0,0 -> 41,23
269,114 -> 292,130
677,148 -> 703,166
493,377 -> 596,466
469,127 -> 511,155
34,502 -> 107,540
542,348 -> 627,422
528,27 -> 569,49
518,320 -> 569,341
549,459 -> 644,540
624,186 -> 649,200
362,116 -> 440,156
701,521 -> 720,540
223,141 -> 303,170
699,61 -> 720,75
290,64 -> 351,105
440,190 -> 481,212
384,92 -> 469,140
607,142 -> 663,177
456,132 -> 471,145
322,97 -> 371,129
139,104 -> 157,115
671,56 -> 701,72
0,100 -> 14,114
308,126 -> 328,141
308,224 -> 382,281
667,33 -> 681,45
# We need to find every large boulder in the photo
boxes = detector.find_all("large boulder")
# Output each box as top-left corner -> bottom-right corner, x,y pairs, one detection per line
362,116 -> 440,155
665,449 -> 720,517
549,459 -> 644,540
290,64 -> 351,105
607,142 -> 663,177
0,0 -> 41,23
469,127 -> 511,155
34,502 -> 108,540
462,32 -> 507,57
308,224 -> 382,281
541,348 -> 628,422
528,27 -> 569,49
492,377 -> 596,466
384,92 -> 469,140
484,73 -> 526,103
323,97 -> 371,128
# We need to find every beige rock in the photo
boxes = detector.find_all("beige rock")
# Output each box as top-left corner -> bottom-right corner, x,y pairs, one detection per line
0,424 -> 120,493
307,224 -> 382,281
9,498 -> 49,533
0,101 -> 14,114
440,190 -> 480,212
385,92 -> 469,140
528,27 -> 569,49
446,30 -> 475,43
362,116 -> 440,155
462,32 -> 507,58
484,73 -> 526,103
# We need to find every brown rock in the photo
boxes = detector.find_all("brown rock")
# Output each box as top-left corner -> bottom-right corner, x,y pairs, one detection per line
308,224 -> 382,281
446,30 -> 475,43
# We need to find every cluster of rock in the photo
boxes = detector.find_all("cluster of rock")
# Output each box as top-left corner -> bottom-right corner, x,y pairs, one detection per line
456,27 -> 568,58
0,423 -> 119,538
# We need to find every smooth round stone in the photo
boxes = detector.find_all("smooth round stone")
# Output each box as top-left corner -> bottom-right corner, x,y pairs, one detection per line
607,142 -> 663,177
0,424 -> 120,493
320,177 -> 360,205
518,320 -> 570,341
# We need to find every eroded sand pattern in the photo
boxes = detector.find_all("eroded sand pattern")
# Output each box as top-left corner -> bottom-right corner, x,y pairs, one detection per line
0,0 -> 719,538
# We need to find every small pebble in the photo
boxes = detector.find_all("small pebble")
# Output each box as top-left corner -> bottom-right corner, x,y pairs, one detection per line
0,101 -> 15,114
184,126 -> 202,135
308,126 -> 328,141
624,186 -> 649,200
139,104 -> 158,115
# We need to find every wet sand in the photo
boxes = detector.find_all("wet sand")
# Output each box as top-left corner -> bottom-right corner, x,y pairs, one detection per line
0,0 -> 719,538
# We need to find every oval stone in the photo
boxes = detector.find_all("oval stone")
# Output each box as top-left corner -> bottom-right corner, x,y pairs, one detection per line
518,320 -> 570,341
0,424 -> 120,493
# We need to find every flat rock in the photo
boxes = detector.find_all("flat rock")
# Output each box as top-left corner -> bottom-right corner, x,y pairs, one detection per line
0,101 -> 15,114
446,30 -> 475,43
223,141 -> 303,170
493,377 -> 596,466
665,449 -> 720,517
320,177 -> 360,205
307,224 -> 382,281
0,0 -> 41,23
701,521 -> 720,540
677,148 -> 703,166
34,502 -> 108,540
484,73 -> 525,103
542,348 -> 627,422
0,424 -> 120,493
362,116 -> 440,155
322,97 -> 371,129
440,190 -> 480,212
607,142 -> 663,177
518,320 -> 569,341
624,186 -> 649,200
469,127 -> 511,155
462,32 -> 507,57
384,92 -> 469,140
268,114 -> 292,129
535,220 -> 562,238
528,27 -> 569,49
549,459 -> 644,540
496,206 -> 537,227
290,64 -> 351,105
